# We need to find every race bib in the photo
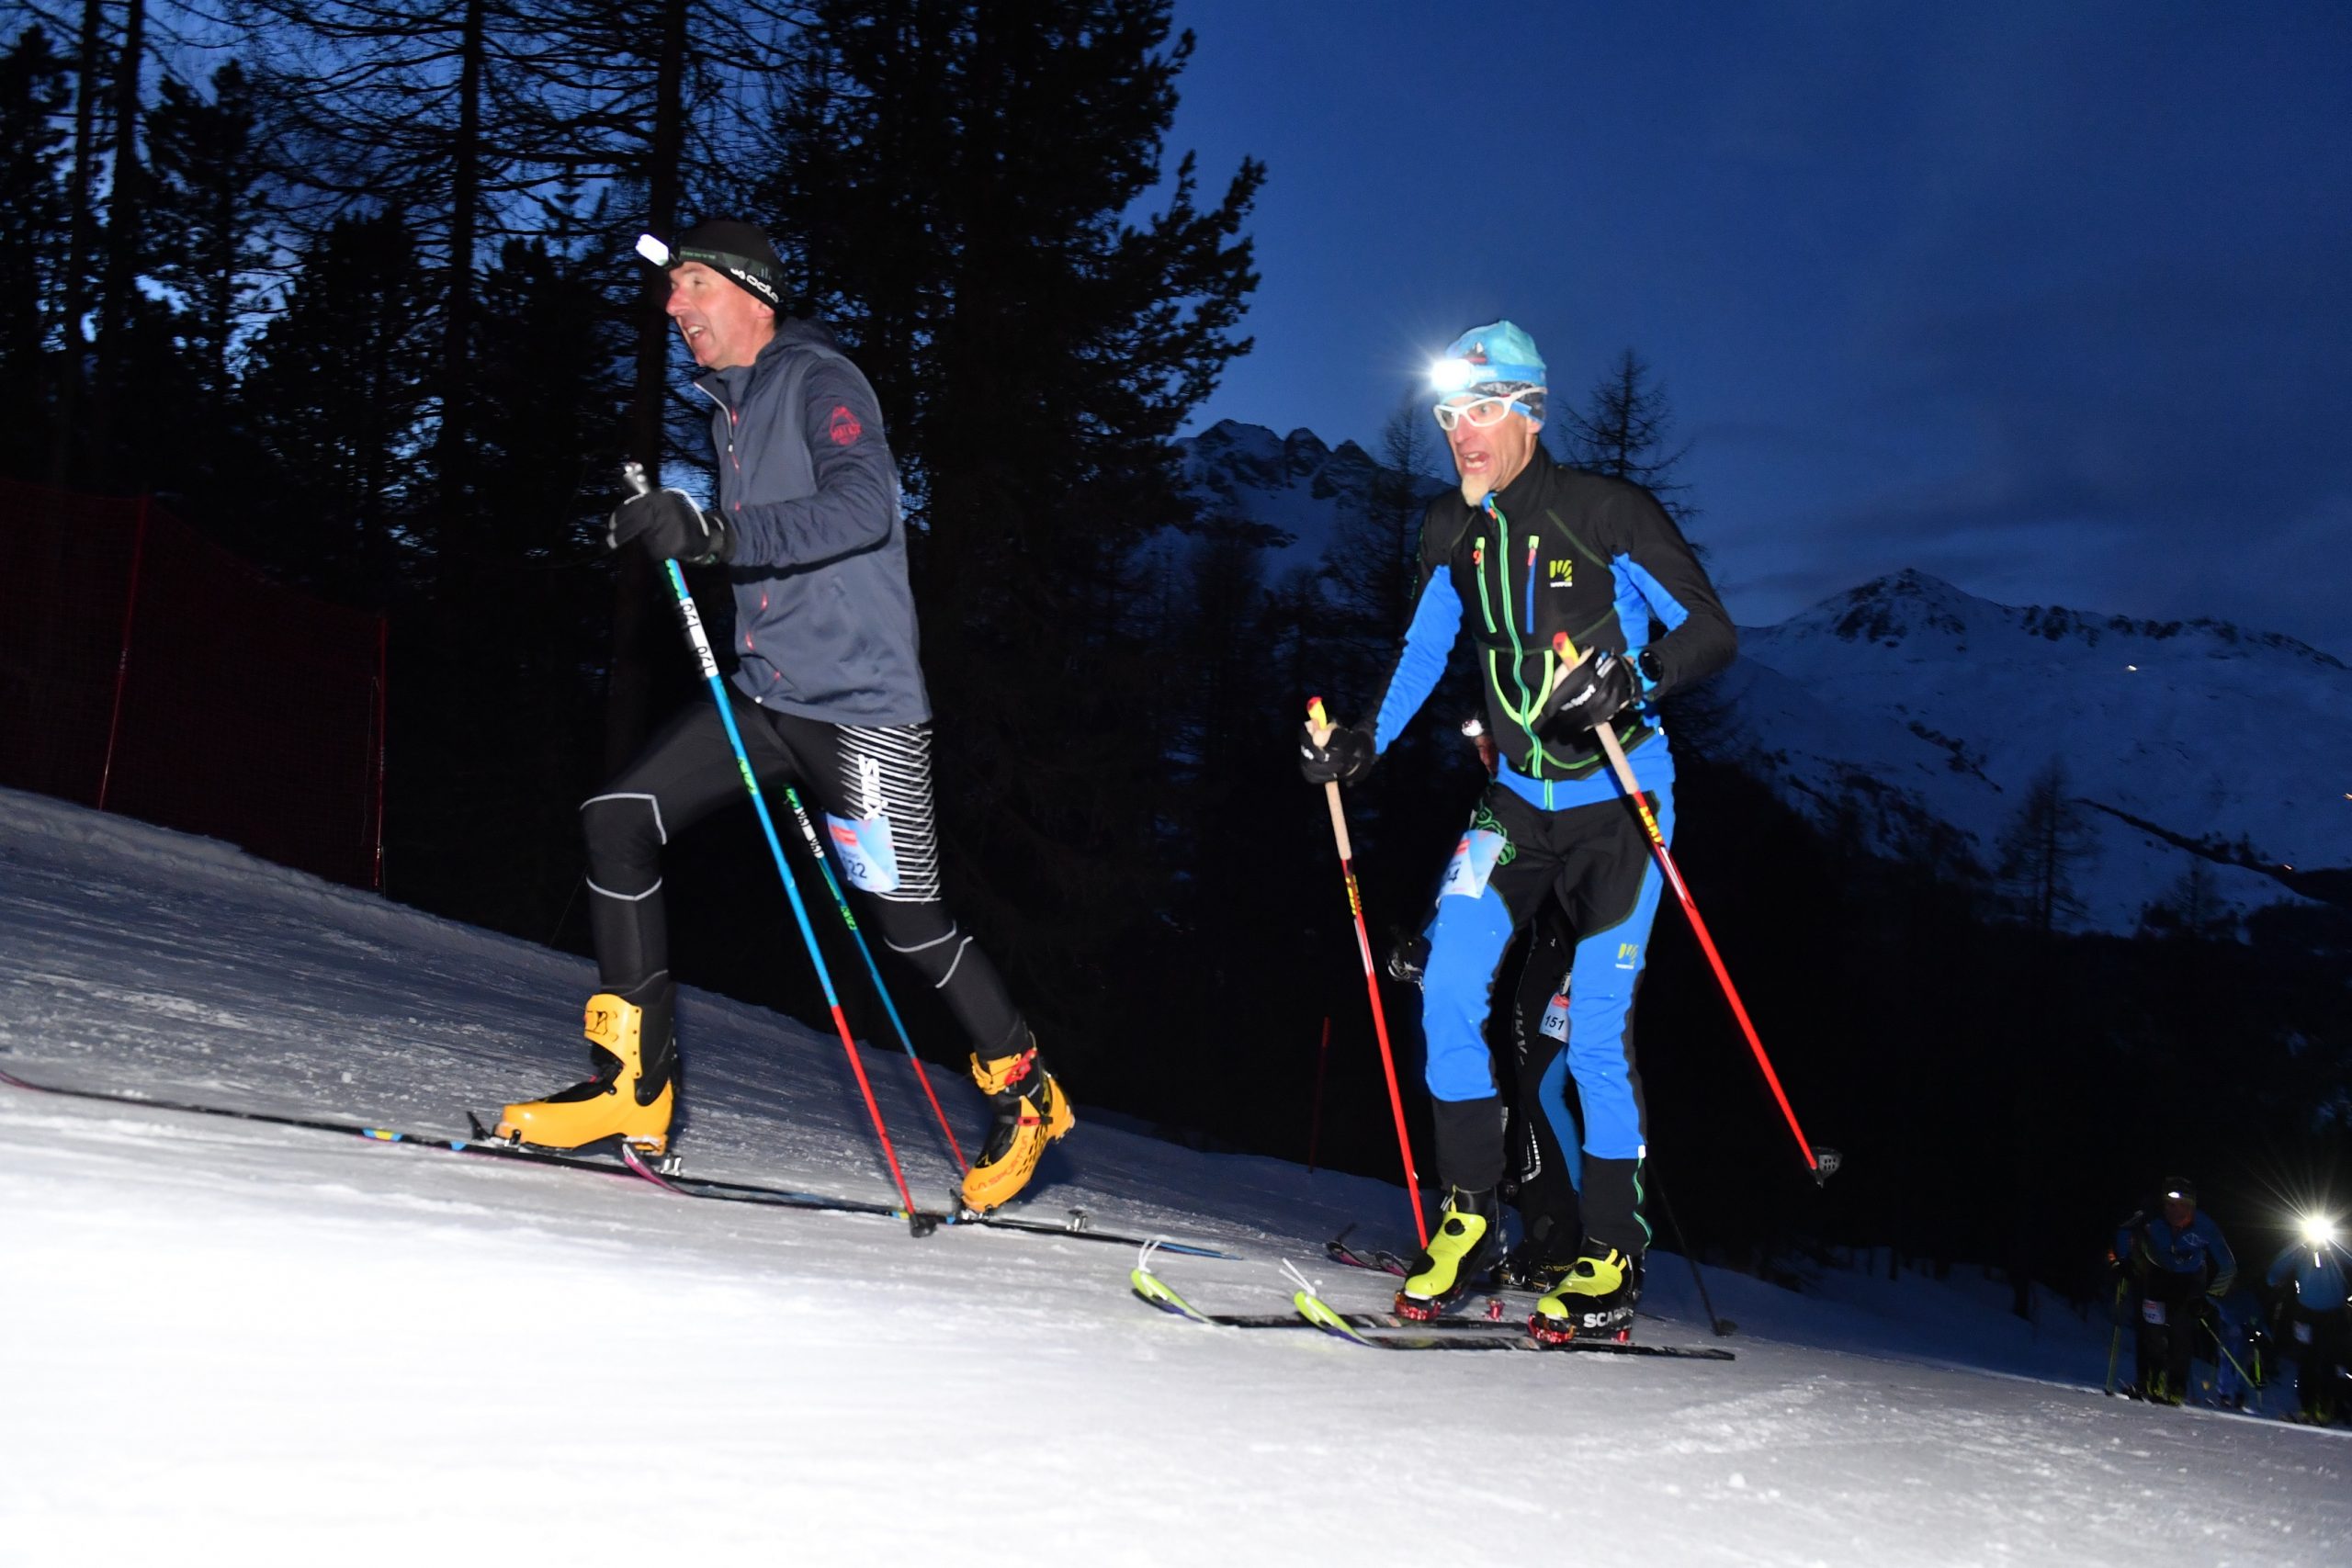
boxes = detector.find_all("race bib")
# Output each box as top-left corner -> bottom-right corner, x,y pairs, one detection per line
1539,991 -> 1570,1043
2141,1299 -> 2166,1326
1440,829 -> 1506,900
825,812 -> 901,894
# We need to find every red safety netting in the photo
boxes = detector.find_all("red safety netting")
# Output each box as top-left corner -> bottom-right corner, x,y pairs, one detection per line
0,476 -> 386,888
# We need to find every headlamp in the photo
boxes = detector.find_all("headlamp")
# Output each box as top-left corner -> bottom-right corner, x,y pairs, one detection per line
2300,1213 -> 2338,1248
1429,356 -> 1479,394
635,233 -> 673,267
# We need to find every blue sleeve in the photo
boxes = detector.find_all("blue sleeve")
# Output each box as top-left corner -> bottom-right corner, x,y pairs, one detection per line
1371,566 -> 1462,752
729,360 -> 899,570
2201,1215 -> 2236,1292
2268,1246 -> 2294,1288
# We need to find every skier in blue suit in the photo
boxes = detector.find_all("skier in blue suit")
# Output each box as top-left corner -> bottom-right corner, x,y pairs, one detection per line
2267,1220 -> 2350,1423
2112,1179 -> 2236,1404
1300,321 -> 1735,1338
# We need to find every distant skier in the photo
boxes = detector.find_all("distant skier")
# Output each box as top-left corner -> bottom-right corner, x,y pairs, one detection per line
1300,321 -> 1735,1337
2110,1179 -> 2236,1404
2267,1218 -> 2350,1423
495,220 -> 1071,1214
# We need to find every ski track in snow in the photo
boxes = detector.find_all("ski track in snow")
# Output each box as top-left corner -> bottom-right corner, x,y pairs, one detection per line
2,784 -> 2346,1565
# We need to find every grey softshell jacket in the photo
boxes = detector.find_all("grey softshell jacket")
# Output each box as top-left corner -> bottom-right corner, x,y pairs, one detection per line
695,318 -> 930,726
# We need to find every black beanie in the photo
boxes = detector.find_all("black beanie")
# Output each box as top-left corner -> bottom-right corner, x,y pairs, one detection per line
670,219 -> 783,308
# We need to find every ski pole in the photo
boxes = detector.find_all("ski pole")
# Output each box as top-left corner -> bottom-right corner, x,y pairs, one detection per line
626,463 -> 925,1228
1306,697 -> 1428,1248
1306,1014 -> 1330,1174
1551,633 -> 1835,1185
1652,1164 -> 1735,1336
2105,1280 -> 2124,1395
772,782 -> 967,1171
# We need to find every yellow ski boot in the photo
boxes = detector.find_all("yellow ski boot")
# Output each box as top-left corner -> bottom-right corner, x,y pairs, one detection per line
959,1038 -> 1073,1214
1531,1246 -> 1644,1343
495,979 -> 676,1154
1396,1187 -> 1503,1320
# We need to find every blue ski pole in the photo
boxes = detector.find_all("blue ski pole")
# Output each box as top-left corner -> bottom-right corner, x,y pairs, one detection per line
624,463 -> 924,1224
773,782 -> 968,1171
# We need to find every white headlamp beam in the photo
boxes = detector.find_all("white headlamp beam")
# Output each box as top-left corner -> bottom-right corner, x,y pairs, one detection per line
1429,356 -> 1479,394
635,233 -> 672,267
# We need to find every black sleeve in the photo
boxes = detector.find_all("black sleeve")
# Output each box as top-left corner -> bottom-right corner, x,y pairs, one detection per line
1615,487 -> 1736,697
729,358 -> 899,570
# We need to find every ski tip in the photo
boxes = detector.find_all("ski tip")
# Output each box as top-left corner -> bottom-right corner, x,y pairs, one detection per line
1293,1290 -> 1370,1343
1131,1268 -> 1210,1323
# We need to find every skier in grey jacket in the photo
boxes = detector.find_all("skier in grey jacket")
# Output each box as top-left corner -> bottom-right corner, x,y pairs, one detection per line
497,220 -> 1071,1214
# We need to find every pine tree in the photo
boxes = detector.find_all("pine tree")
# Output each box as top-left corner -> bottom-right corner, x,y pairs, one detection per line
0,26 -> 70,476
239,210 -> 431,603
1996,758 -> 2098,935
146,61 -> 272,407
1557,347 -> 1697,530
757,0 -> 1262,1074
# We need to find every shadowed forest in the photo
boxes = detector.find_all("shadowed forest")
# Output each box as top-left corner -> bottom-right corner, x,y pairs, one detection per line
5,0 -> 2346,1310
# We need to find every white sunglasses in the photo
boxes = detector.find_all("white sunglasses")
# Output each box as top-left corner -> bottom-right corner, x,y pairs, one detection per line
1432,389 -> 1540,431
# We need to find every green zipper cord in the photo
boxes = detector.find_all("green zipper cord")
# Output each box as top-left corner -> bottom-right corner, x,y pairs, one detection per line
1480,496 -> 1561,782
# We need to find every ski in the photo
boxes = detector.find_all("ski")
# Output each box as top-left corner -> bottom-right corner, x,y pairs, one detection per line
603,1132 -> 1234,1256
1130,1267 -> 1734,1359
1326,1224 -> 1411,1276
1326,1224 -> 1558,1310
0,1066 -> 1234,1257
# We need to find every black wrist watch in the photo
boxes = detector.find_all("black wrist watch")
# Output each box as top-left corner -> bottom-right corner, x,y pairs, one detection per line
1635,648 -> 1665,694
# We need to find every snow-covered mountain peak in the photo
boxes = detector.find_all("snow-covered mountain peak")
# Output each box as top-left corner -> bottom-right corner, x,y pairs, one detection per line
1766,569 -> 2346,676
1794,569 -> 1995,648
1173,420 -> 1426,574
1724,573 -> 2350,933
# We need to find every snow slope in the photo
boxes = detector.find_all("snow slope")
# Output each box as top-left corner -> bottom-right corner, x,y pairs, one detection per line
1727,570 -> 2351,932
3,785 -> 2346,1565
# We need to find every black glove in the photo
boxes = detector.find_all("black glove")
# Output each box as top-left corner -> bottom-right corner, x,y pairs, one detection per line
609,487 -> 732,565
1536,649 -> 1634,739
1386,931 -> 1430,985
1298,720 -> 1375,785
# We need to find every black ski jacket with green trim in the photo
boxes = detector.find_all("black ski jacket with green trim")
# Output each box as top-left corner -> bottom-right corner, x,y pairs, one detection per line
1368,444 -> 1735,792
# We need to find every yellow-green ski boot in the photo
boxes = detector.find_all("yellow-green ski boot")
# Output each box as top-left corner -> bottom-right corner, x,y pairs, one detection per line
1531,1246 -> 1644,1344
1396,1187 -> 1503,1321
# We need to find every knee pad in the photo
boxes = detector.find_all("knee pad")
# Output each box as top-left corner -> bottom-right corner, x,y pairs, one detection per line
872,903 -> 969,988
581,791 -> 665,898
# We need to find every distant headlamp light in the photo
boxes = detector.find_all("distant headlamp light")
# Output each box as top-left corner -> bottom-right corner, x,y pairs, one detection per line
635,233 -> 673,267
2301,1213 -> 2338,1247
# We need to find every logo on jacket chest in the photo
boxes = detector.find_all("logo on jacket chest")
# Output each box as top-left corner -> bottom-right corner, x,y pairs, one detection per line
1547,560 -> 1574,588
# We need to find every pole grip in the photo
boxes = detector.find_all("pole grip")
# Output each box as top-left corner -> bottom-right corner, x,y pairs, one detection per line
1305,697 -> 1354,857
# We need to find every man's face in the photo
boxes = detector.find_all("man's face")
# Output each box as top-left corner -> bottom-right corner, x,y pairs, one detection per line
1441,397 -> 1541,506
2163,1197 -> 2195,1231
666,261 -> 774,370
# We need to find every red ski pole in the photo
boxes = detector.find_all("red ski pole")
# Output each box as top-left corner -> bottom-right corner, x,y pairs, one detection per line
1306,698 -> 1429,1247
1551,635 -> 1836,1185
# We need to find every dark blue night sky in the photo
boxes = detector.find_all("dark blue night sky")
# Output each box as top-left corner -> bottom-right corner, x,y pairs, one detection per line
1165,2 -> 2352,657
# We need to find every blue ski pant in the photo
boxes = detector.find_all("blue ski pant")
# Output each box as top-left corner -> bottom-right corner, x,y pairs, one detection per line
1418,776 -> 1673,1250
